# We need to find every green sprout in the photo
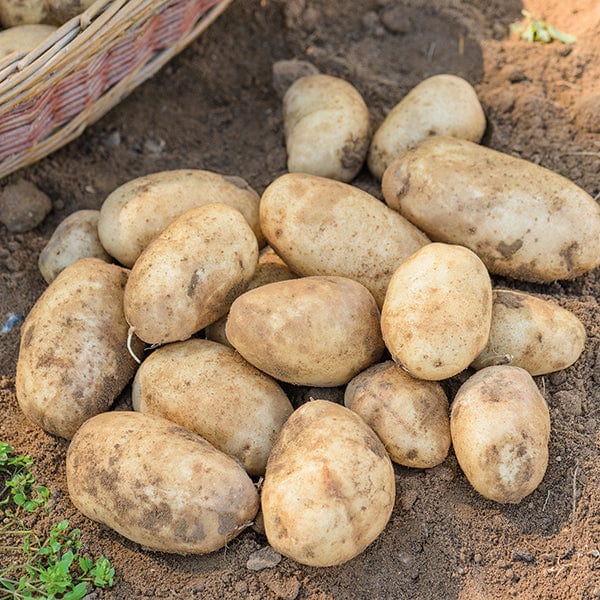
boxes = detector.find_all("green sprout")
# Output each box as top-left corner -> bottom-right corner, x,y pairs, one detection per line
511,10 -> 577,44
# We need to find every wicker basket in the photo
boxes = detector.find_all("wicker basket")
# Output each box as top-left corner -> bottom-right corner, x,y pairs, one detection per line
0,0 -> 233,179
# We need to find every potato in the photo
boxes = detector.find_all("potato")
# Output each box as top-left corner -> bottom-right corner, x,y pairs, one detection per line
98,170 -> 263,267
16,258 -> 139,439
45,0 -> 94,25
0,24 -> 56,57
226,276 -> 384,386
66,411 -> 259,554
381,243 -> 492,380
132,338 -> 293,476
260,173 -> 430,307
0,0 -> 46,27
38,210 -> 111,284
345,361 -> 450,468
124,203 -> 258,345
368,74 -> 486,179
382,136 -> 600,282
471,289 -> 586,375
450,366 -> 550,504
261,400 -> 395,567
283,74 -> 370,182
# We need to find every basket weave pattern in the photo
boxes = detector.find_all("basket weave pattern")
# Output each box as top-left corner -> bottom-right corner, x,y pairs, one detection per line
0,0 -> 232,178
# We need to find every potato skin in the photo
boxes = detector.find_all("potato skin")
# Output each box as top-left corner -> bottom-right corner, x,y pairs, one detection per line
450,366 -> 550,504
16,258 -> 138,439
45,0 -> 95,25
131,339 -> 293,476
345,361 -> 450,468
472,290 -> 586,375
260,173 -> 430,307
262,400 -> 395,567
0,24 -> 56,56
226,276 -> 385,386
124,203 -> 258,345
0,0 -> 47,27
368,74 -> 485,180
283,74 -> 370,182
66,411 -> 259,554
382,136 -> 600,282
98,170 -> 263,267
381,243 -> 492,380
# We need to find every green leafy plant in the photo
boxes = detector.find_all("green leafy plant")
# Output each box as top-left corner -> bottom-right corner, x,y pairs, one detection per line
511,10 -> 576,44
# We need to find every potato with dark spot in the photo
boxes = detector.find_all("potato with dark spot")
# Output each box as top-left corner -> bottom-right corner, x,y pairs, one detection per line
450,366 -> 550,504
66,411 -> 259,554
132,339 -> 293,476
226,276 -> 384,386
382,136 -> 600,282
283,75 -> 370,182
260,173 -> 430,307
124,203 -> 258,345
261,400 -> 395,567
472,290 -> 586,375
0,0 -> 47,27
345,361 -> 450,468
16,258 -> 138,439
381,243 -> 492,380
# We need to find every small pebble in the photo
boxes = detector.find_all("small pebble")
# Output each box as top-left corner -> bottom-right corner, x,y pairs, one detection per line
143,139 -> 166,155
574,93 -> 600,133
380,5 -> 411,34
501,65 -> 526,83
1,313 -> 24,334
512,549 -> 535,563
0,180 -> 52,232
246,546 -> 282,571
102,130 -> 121,148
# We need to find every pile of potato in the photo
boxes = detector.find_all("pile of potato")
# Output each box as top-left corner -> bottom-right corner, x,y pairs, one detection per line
15,71 -> 600,567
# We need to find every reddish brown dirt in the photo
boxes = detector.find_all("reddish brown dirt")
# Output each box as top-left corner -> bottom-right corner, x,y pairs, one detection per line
1,0 -> 599,598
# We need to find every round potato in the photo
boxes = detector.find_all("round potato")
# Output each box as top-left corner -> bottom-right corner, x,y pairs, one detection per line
368,74 -> 486,179
472,290 -> 586,375
345,361 -> 450,468
226,276 -> 384,386
262,400 -> 395,567
45,0 -> 94,25
382,243 -> 492,380
260,173 -> 430,307
283,74 -> 370,182
16,258 -> 139,439
66,411 -> 259,554
38,209 -> 111,283
124,203 -> 258,345
0,0 -> 47,27
382,136 -> 600,282
0,24 -> 56,57
132,338 -> 293,476
450,366 -> 550,504
98,170 -> 263,267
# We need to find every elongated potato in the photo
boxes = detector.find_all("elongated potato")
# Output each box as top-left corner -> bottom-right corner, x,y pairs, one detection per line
368,74 -> 486,179
472,289 -> 586,375
283,74 -> 370,182
0,0 -> 46,27
124,203 -> 258,345
345,361 -> 450,468
132,339 -> 293,476
226,276 -> 384,386
66,411 -> 259,554
260,173 -> 430,307
382,136 -> 600,282
450,366 -> 550,504
262,400 -> 395,567
98,170 -> 263,267
381,243 -> 492,380
0,24 -> 56,56
16,258 -> 139,439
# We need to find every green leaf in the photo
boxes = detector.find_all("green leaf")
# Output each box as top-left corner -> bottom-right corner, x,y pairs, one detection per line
78,557 -> 93,574
547,24 -> 577,44
63,582 -> 89,600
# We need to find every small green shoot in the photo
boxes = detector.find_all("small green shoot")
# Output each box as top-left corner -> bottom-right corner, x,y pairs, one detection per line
511,10 -> 577,44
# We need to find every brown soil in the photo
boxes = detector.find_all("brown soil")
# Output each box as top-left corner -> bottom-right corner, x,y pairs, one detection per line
1,0 -> 599,598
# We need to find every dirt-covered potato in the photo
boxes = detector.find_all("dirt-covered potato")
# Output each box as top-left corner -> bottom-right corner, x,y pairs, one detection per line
0,24 -> 55,56
283,74 -> 370,182
124,203 -> 258,345
450,366 -> 550,504
345,361 -> 450,468
132,339 -> 293,476
16,258 -> 139,439
66,411 -> 259,554
38,209 -> 111,283
368,74 -> 486,179
0,0 -> 46,27
226,276 -> 384,386
382,136 -> 600,282
98,170 -> 263,267
381,243 -> 492,380
260,173 -> 430,307
262,400 -> 395,567
44,0 -> 94,25
471,289 -> 586,375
